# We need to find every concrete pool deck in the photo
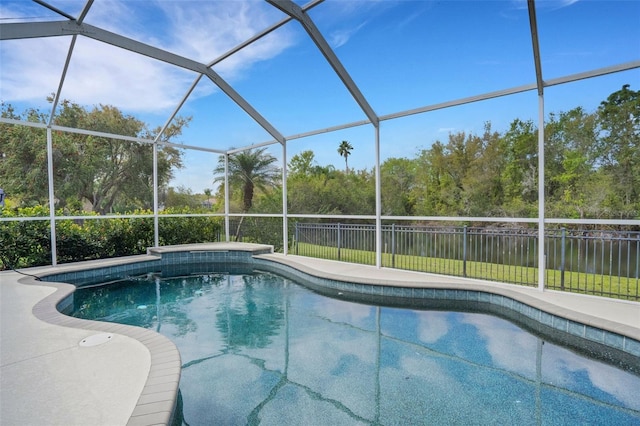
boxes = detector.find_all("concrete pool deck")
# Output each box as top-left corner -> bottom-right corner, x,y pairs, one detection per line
1,243 -> 639,425
0,254 -> 183,426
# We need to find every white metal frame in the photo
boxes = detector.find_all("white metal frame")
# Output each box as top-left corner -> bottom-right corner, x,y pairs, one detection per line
1,0 -> 639,289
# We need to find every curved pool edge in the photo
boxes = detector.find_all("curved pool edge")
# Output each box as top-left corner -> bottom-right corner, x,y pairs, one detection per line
2,261 -> 181,426
254,253 -> 640,356
25,275 -> 182,426
0,243 -> 272,426
2,242 -> 638,425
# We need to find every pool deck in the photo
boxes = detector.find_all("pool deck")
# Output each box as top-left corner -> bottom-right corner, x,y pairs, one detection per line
1,242 -> 639,425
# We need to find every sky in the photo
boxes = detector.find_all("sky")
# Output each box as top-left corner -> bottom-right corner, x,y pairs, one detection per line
1,0 -> 639,194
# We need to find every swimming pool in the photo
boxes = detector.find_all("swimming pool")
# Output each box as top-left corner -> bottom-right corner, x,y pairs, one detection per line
69,267 -> 640,425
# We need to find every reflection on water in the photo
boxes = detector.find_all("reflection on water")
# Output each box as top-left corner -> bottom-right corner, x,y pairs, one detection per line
71,272 -> 640,425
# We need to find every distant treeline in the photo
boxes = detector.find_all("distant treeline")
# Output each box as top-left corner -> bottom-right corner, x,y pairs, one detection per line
245,85 -> 638,221
1,85 -> 638,221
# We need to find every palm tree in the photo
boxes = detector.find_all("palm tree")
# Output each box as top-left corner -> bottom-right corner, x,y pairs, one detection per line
214,148 -> 279,241
337,140 -> 353,174
214,147 -> 279,212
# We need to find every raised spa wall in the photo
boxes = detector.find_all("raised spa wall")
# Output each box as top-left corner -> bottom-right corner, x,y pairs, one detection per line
43,245 -> 640,362
33,244 -> 639,425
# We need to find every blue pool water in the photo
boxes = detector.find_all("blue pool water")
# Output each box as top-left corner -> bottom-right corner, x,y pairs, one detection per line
70,270 -> 640,425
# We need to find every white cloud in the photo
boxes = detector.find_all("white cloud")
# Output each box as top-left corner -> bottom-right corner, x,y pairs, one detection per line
0,36 -> 195,113
510,0 -> 580,11
416,311 -> 450,343
0,4 -> 28,21
460,313 -> 539,379
460,313 -> 640,410
553,0 -> 581,8
317,0 -> 403,48
1,39 -> 62,104
153,0 -> 294,75
329,21 -> 368,49
0,1 -> 295,113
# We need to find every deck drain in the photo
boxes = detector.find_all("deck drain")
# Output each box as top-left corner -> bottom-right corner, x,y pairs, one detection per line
79,333 -> 113,347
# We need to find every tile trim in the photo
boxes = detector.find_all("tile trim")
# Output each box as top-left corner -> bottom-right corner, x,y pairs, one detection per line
27,244 -> 273,426
25,276 -> 180,426
24,242 -> 639,425
252,257 -> 640,360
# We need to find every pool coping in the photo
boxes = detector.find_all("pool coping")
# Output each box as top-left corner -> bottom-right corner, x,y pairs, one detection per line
0,243 -> 275,426
254,254 -> 640,358
26,279 -> 181,426
1,242 -> 639,425
9,255 -> 181,426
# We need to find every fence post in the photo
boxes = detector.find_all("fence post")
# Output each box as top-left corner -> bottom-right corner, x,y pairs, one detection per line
295,222 -> 299,256
391,223 -> 396,268
560,227 -> 566,291
463,226 -> 467,277
337,223 -> 341,261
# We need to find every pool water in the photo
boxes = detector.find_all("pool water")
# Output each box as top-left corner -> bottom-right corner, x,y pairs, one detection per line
70,271 -> 640,425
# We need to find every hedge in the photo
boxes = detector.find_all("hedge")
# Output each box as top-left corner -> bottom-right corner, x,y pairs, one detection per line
0,207 -> 223,270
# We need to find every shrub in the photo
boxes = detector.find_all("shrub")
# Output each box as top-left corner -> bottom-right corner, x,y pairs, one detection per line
0,206 -> 223,270
0,206 -> 51,269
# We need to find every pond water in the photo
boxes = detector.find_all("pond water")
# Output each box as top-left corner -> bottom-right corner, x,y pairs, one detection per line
70,271 -> 640,425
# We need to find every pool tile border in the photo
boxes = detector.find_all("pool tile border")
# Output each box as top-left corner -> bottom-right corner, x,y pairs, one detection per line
25,274 -> 181,426
23,243 -> 640,425
29,244 -> 273,425
252,256 -> 640,359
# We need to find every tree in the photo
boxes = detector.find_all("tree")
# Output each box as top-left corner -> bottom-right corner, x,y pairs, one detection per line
280,149 -> 376,215
213,148 -> 279,213
544,107 -> 598,218
0,105 -> 50,206
288,150 -> 317,176
216,274 -> 284,349
500,119 -> 538,216
413,142 -> 445,215
412,128 -> 499,216
53,101 -> 187,213
323,170 -> 375,215
337,140 -> 353,173
381,157 -> 417,216
162,186 -> 201,209
0,100 -> 189,214
462,123 -> 506,216
596,84 -> 640,217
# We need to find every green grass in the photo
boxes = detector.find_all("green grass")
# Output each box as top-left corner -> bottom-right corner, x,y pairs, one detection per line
292,242 -> 639,301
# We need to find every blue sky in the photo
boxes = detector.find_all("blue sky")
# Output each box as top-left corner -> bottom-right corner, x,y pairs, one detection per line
1,0 -> 639,193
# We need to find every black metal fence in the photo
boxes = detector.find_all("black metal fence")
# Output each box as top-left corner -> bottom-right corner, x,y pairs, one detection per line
221,218 -> 638,300
291,222 -> 640,300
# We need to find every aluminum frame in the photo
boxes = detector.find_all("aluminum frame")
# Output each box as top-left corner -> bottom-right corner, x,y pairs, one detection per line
1,0 -> 639,288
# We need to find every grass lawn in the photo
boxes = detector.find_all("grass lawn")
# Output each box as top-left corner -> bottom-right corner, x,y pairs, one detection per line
292,242 -> 639,301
